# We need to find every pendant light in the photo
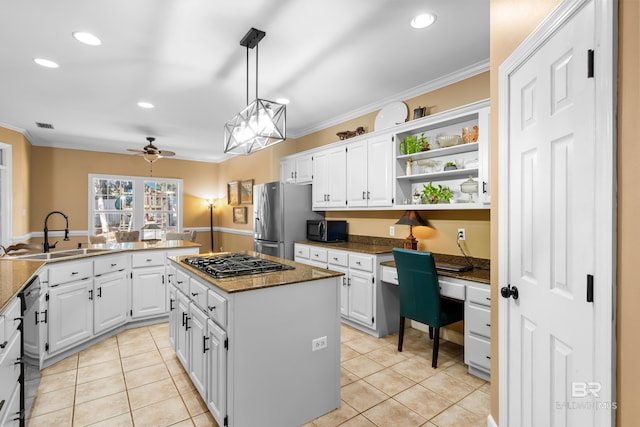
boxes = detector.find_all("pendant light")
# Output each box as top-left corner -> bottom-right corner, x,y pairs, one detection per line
223,28 -> 286,155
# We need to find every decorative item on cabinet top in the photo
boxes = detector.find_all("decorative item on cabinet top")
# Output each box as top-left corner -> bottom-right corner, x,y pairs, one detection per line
336,127 -> 366,140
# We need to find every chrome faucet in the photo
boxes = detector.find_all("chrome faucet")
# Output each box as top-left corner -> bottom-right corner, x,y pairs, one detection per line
44,211 -> 70,253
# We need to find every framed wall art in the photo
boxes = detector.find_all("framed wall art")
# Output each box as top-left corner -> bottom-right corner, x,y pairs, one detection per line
227,181 -> 239,205
240,179 -> 254,204
233,206 -> 247,224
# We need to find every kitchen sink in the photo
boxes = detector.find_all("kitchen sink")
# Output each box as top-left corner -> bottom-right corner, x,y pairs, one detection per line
13,248 -> 113,260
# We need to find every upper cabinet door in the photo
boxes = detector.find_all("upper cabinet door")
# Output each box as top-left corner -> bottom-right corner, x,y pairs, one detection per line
312,145 -> 347,209
366,134 -> 394,207
346,140 -> 368,207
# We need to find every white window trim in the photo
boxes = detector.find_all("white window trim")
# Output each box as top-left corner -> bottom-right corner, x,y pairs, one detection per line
88,173 -> 183,242
0,142 -> 12,248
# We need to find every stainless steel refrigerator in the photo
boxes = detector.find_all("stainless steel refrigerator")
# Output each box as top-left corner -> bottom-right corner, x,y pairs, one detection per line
253,182 -> 322,260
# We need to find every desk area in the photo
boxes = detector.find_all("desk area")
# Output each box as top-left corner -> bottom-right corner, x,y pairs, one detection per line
380,260 -> 491,381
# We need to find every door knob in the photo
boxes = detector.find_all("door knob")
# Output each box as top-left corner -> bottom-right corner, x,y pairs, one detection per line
501,285 -> 519,300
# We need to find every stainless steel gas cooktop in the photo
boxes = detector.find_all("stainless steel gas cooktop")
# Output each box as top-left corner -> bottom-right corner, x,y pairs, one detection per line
183,253 -> 294,279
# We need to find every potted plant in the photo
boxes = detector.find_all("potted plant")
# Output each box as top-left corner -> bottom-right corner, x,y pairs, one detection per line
444,161 -> 457,171
419,132 -> 430,151
399,135 -> 421,154
422,182 -> 453,204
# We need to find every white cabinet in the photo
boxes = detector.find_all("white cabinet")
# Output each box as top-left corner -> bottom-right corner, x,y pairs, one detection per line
464,282 -> 491,380
296,243 -> 394,337
312,145 -> 347,209
131,266 -> 166,318
206,318 -> 227,425
346,134 -> 394,208
280,153 -> 313,184
168,284 -> 178,347
93,271 -> 128,334
393,100 -> 490,209
175,290 -> 190,367
188,303 -> 208,397
48,279 -> 94,354
0,298 -> 21,427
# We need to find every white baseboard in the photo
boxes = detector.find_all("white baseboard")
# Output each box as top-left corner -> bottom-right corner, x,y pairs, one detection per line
487,414 -> 498,427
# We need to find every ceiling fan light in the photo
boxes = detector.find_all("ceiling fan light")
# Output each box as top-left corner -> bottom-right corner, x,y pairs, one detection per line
411,13 -> 437,29
143,152 -> 159,163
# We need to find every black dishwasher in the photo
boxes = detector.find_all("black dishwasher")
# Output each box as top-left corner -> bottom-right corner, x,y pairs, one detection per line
19,276 -> 41,425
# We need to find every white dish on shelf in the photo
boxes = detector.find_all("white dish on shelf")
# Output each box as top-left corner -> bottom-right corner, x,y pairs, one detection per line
374,102 -> 408,131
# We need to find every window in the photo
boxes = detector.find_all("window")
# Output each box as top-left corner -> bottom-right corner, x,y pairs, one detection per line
89,174 -> 182,242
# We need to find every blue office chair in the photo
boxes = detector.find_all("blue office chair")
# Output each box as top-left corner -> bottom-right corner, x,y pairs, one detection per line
392,248 -> 464,368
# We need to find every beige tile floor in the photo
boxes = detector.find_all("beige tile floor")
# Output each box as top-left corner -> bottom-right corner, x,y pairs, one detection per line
27,323 -> 489,427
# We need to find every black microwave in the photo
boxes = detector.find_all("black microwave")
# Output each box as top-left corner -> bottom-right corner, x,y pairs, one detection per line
306,220 -> 348,242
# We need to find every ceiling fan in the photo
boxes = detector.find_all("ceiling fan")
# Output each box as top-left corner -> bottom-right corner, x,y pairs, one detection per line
127,137 -> 176,164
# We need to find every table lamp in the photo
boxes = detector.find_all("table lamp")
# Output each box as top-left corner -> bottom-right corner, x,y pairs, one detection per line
395,210 -> 427,250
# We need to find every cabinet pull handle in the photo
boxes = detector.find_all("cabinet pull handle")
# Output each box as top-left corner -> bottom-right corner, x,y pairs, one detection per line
486,297 -> 491,301
88,289 -> 93,300
42,309 -> 47,324
111,263 -> 117,267
486,355 -> 491,359
362,191 -> 366,200
333,257 -> 338,261
0,400 -> 4,412
97,287 -> 102,298
14,357 -> 22,365
367,191 -> 370,199
177,280 -> 183,284
191,292 -> 198,297
486,323 -> 491,327
208,305 -> 216,311
356,261 -> 361,265
0,341 -> 7,349
146,259 -> 153,262
170,299 -> 175,311
347,278 -> 351,286
185,316 -> 191,330
203,336 -> 210,353
71,271 -> 79,275
35,310 -> 40,325
182,312 -> 187,326
483,181 -> 488,194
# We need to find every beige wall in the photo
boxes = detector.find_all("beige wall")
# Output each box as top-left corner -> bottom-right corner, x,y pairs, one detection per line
617,1 -> 639,425
0,127 -> 31,237
28,146 -> 218,252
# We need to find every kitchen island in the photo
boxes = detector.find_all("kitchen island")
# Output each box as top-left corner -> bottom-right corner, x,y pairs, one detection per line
168,252 -> 343,427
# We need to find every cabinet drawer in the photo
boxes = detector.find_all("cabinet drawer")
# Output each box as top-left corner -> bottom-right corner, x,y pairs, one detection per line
175,269 -> 190,295
1,299 -> 21,341
294,245 -> 309,259
49,260 -> 93,286
309,248 -> 327,263
349,253 -> 374,273
94,254 -> 128,276
132,251 -> 166,268
0,379 -> 20,427
465,334 -> 491,371
207,289 -> 228,329
466,304 -> 491,339
189,277 -> 209,311
327,250 -> 348,267
438,277 -> 466,300
467,284 -> 491,307
381,266 -> 399,285
0,332 -> 22,408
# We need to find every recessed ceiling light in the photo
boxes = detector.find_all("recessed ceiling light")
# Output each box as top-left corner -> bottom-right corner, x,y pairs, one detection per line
275,98 -> 290,105
137,101 -> 155,109
411,13 -> 437,29
72,31 -> 102,46
33,58 -> 59,68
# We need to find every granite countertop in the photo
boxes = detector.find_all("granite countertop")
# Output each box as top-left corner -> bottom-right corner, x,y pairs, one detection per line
170,252 -> 344,294
380,259 -> 490,284
297,239 -> 490,285
0,259 -> 45,312
0,240 -> 201,312
296,240 -> 396,255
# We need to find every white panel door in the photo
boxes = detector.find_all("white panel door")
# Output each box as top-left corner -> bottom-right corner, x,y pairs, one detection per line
206,318 -> 227,427
346,139 -> 368,207
503,2 -> 602,426
94,271 -> 128,334
348,271 -> 375,328
48,281 -> 93,354
131,266 -> 166,318
188,303 -> 208,397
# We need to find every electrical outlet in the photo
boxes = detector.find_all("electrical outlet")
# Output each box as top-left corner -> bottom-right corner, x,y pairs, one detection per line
312,336 -> 327,351
457,228 -> 466,241
389,226 -> 395,236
